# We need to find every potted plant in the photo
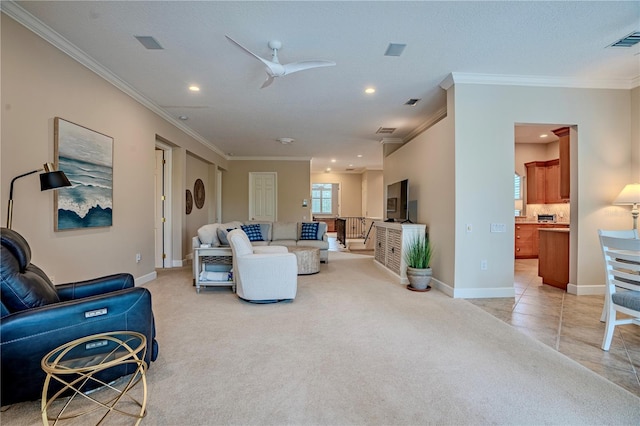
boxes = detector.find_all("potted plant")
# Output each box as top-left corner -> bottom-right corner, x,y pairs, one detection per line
404,234 -> 433,291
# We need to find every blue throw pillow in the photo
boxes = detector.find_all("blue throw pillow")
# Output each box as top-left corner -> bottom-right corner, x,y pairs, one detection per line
241,224 -> 263,242
300,222 -> 319,240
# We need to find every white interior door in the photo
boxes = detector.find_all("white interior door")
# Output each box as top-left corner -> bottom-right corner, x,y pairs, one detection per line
249,172 -> 277,221
154,149 -> 166,268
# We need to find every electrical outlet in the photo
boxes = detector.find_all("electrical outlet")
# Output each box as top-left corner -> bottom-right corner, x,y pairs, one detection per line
480,260 -> 488,270
136,253 -> 141,263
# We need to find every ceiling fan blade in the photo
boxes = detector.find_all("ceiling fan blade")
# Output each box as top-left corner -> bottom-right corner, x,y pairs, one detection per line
225,35 -> 272,67
283,60 -> 336,76
260,74 -> 275,89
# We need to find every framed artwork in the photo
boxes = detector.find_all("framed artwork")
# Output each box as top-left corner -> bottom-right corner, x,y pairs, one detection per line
186,189 -> 193,214
194,179 -> 205,209
54,117 -> 113,231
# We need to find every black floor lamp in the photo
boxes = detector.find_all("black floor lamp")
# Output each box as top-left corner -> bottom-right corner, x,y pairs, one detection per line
6,163 -> 71,229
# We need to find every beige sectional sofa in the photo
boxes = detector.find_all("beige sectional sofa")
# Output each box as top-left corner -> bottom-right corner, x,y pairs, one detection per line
192,220 -> 329,270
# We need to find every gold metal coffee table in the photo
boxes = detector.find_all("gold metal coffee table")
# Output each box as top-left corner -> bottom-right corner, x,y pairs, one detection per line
41,331 -> 148,425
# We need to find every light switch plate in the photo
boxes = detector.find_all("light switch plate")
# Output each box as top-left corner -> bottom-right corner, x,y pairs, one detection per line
490,223 -> 506,233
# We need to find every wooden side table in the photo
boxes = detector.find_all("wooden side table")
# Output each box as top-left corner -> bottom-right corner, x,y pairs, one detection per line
41,331 -> 148,425
288,246 -> 321,275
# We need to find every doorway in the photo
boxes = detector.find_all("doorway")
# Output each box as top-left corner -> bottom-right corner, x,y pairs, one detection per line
514,123 -> 574,292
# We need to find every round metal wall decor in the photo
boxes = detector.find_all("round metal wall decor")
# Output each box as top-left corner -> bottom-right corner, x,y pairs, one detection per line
186,189 -> 193,214
194,179 -> 205,209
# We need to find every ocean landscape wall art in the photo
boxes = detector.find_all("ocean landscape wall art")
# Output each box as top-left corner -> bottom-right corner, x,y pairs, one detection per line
54,118 -> 113,231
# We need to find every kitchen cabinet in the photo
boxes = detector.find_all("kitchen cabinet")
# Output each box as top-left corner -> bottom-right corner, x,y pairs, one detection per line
525,162 -> 547,204
314,217 -> 336,232
553,127 -> 570,200
515,223 -> 569,259
525,159 -> 564,204
538,228 -> 569,290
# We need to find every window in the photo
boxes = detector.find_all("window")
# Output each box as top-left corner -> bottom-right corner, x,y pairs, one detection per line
312,183 -> 338,215
514,173 -> 523,216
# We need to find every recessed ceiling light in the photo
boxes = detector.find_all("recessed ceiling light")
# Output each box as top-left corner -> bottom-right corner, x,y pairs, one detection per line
349,164 -> 353,167
357,154 -> 363,158
540,134 -> 548,138
331,159 -> 336,163
277,137 -> 294,145
179,115 -> 188,120
189,85 -> 200,92
365,87 -> 376,94
326,168 -> 331,172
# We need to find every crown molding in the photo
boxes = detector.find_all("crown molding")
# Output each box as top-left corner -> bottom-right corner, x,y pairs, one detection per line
441,72 -> 638,90
1,1 -> 227,159
228,156 -> 312,162
404,106 -> 448,143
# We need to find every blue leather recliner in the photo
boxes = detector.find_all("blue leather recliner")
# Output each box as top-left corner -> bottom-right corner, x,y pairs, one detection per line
0,227 -> 159,406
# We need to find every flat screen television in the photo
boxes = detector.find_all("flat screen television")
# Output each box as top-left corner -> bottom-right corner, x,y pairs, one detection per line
386,179 -> 409,222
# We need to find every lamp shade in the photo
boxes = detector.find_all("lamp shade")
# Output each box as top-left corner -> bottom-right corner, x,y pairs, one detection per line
613,183 -> 640,205
40,170 -> 71,191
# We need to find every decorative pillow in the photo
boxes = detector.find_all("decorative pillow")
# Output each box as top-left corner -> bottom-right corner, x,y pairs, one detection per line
300,222 -> 320,240
197,224 -> 220,246
241,224 -> 264,242
217,228 -> 236,246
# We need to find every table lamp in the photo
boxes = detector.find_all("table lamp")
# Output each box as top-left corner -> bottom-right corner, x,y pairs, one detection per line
6,163 -> 71,229
613,183 -> 640,229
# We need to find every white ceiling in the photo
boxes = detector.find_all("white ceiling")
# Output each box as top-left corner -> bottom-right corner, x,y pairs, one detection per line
6,1 -> 639,172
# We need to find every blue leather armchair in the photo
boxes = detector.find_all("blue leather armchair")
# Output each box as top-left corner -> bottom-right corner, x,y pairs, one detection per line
0,228 -> 159,406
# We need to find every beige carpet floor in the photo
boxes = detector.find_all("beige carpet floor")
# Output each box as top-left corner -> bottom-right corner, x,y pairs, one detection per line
3,251 -> 640,425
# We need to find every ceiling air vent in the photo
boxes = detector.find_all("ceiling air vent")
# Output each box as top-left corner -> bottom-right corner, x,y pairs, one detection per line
405,98 -> 420,106
609,31 -> 640,48
135,36 -> 164,50
376,127 -> 396,134
384,43 -> 406,57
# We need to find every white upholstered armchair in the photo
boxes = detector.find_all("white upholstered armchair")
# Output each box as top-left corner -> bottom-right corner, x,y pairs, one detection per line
227,229 -> 298,303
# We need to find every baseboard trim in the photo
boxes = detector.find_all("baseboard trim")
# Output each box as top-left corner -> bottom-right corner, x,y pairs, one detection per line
567,283 -> 605,296
436,280 -> 515,299
172,259 -> 183,267
135,271 -> 157,287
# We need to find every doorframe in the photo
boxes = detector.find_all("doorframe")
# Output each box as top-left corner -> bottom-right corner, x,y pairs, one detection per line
155,140 -> 173,268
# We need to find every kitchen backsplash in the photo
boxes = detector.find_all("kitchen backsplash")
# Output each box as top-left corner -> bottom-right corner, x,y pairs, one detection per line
519,203 -> 570,223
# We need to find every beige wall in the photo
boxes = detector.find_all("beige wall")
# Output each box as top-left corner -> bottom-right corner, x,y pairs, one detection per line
310,172 -> 363,217
1,15 -> 226,283
384,102 -> 456,291
223,160 -> 311,222
185,153 -> 216,256
362,170 -> 384,219
384,82 -> 635,297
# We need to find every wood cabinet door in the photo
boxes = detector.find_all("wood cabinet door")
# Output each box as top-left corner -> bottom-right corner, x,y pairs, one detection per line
554,127 -> 571,200
525,162 -> 546,204
515,224 -> 537,258
545,163 -> 561,204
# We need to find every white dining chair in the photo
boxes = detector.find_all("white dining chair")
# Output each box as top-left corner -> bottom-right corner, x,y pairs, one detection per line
597,229 -> 638,322
599,234 -> 640,351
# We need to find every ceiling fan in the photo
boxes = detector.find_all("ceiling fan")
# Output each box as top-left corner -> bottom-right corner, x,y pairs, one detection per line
225,35 -> 336,89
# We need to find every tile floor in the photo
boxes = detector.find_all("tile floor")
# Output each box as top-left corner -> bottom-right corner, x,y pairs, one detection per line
468,259 -> 640,397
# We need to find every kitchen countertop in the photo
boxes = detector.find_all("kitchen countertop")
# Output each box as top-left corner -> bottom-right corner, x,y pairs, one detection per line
516,221 -> 570,225
539,228 -> 570,233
